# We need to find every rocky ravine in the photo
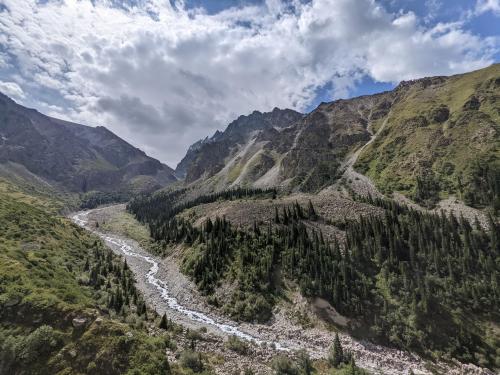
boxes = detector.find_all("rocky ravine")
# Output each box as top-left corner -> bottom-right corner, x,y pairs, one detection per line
71,205 -> 493,375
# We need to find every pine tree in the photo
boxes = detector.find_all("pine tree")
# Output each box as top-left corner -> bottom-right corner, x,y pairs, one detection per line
275,207 -> 280,224
307,200 -> 317,220
329,332 -> 344,368
159,313 -> 168,330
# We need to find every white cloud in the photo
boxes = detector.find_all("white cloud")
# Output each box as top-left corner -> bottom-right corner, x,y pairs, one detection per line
475,0 -> 500,15
0,81 -> 25,99
0,0 -> 497,166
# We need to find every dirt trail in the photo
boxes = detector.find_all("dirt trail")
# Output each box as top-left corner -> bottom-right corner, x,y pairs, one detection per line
71,205 -> 492,375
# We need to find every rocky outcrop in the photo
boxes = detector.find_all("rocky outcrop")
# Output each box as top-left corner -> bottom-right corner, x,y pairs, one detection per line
176,107 -> 303,184
176,90 -> 395,193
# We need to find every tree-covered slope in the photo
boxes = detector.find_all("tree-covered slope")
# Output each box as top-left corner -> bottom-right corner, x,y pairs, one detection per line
128,190 -> 500,370
0,184 -> 173,374
355,64 -> 500,210
0,181 -> 239,375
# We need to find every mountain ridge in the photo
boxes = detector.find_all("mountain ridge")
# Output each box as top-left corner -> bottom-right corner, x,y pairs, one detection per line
175,64 -> 500,211
0,92 -> 177,197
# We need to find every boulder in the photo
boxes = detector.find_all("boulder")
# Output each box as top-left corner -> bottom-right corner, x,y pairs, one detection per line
72,317 -> 88,328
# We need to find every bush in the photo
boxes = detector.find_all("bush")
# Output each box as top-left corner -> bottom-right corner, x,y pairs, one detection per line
0,325 -> 62,373
271,355 -> 299,375
225,335 -> 250,355
296,349 -> 313,375
19,325 -> 61,363
180,350 -> 204,373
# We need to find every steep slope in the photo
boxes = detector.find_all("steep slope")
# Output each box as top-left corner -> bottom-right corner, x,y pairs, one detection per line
177,64 -> 499,210
128,187 -> 499,372
275,92 -> 392,191
0,92 -> 176,196
176,107 -> 304,185
0,181 -> 174,375
177,93 -> 394,194
355,64 -> 500,210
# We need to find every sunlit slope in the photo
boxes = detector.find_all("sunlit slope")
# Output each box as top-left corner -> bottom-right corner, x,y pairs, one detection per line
356,64 -> 500,209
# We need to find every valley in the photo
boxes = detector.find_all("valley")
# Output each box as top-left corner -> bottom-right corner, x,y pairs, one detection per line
1,63 -> 499,375
71,204 -> 493,375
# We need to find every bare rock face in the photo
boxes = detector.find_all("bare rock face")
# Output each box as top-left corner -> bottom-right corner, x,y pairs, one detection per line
177,108 -> 303,184
0,92 -> 177,194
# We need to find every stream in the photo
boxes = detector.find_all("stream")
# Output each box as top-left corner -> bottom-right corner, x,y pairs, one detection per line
71,208 -> 291,351
70,207 -> 492,375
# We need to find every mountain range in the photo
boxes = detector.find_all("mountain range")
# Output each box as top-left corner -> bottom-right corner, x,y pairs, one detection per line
176,63 -> 499,210
1,64 -> 498,211
0,64 -> 499,375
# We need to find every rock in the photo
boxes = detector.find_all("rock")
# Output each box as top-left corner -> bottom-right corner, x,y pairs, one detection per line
463,95 -> 480,110
430,105 -> 450,123
72,317 -> 88,328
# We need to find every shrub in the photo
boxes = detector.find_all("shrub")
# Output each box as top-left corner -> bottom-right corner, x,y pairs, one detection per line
225,335 -> 250,355
271,355 -> 299,375
180,350 -> 204,373
18,325 -> 61,363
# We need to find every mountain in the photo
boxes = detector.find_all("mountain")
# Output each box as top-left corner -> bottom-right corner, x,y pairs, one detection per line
177,64 -> 500,211
2,65 -> 499,375
355,64 -> 500,209
175,107 -> 304,186
176,92 -> 393,193
0,92 -> 176,197
126,66 -> 500,373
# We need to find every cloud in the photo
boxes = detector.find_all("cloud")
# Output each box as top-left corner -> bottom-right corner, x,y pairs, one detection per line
0,81 -> 25,99
0,0 -> 497,166
475,0 -> 500,15
97,95 -> 166,130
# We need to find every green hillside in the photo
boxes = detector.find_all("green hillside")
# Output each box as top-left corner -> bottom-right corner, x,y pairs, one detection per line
355,64 -> 500,210
0,181 -> 228,375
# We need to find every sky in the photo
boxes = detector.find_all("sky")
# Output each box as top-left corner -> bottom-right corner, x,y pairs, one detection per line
0,0 -> 499,167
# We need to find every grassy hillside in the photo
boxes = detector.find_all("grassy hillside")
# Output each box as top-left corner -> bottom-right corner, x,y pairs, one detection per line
0,182 -> 225,375
355,64 -> 500,210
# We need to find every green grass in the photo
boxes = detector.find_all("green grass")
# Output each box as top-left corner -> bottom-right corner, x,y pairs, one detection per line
355,64 -> 500,206
100,208 -> 163,255
226,161 -> 244,184
0,191 -> 94,316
